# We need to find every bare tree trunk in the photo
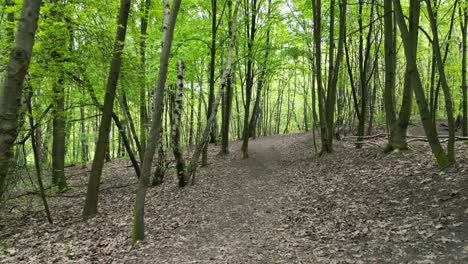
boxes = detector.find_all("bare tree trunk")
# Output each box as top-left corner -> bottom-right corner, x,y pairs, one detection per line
80,87 -> 89,165
132,0 -> 182,244
202,0 -> 219,166
460,1 -> 468,136
139,0 -> 150,155
26,88 -> 53,224
82,0 -> 131,218
393,0 -> 450,167
241,0 -> 258,158
172,61 -> 187,187
187,0 -> 241,183
220,73 -> 233,154
189,80 -> 195,148
424,0 -> 456,162
120,92 -> 142,156
0,0 -> 41,199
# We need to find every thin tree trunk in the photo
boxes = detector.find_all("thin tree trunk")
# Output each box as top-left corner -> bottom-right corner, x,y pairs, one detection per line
26,88 -> 53,224
139,0 -> 150,156
189,80 -> 195,148
120,91 -> 142,156
202,0 -> 219,166
393,0 -> 450,167
172,61 -> 187,187
82,0 -> 131,218
424,0 -> 456,163
187,0 -> 241,183
80,88 -> 89,165
460,1 -> 468,136
132,0 -> 182,244
241,0 -> 258,158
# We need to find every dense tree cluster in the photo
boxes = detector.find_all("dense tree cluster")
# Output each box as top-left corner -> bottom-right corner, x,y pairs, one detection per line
1,0 -> 467,243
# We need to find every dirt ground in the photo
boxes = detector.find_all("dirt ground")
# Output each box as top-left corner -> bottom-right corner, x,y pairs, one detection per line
1,131 -> 468,263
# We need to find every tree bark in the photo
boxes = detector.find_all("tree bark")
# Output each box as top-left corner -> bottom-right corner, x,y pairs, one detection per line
139,0 -> 151,156
241,0 -> 258,158
0,0 -> 41,199
187,0 -> 241,183
460,2 -> 468,136
82,0 -> 131,218
132,0 -> 182,244
172,61 -> 187,187
26,87 -> 53,224
424,0 -> 456,163
393,0 -> 451,167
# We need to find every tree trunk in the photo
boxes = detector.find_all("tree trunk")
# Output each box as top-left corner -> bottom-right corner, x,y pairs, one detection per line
393,0 -> 451,167
460,2 -> 468,136
139,0 -> 150,155
120,92 -> 142,156
189,80 -> 195,148
172,61 -> 187,187
241,0 -> 258,158
187,0 -> 241,183
26,88 -> 53,224
52,76 -> 67,190
424,0 -> 456,163
132,0 -> 182,244
82,0 -> 131,218
0,0 -> 41,199
80,88 -> 89,165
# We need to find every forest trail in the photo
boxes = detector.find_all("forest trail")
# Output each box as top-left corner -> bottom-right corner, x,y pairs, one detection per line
1,132 -> 468,263
144,134 -> 312,263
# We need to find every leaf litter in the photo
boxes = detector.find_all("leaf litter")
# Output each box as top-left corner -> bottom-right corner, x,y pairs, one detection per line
0,132 -> 467,263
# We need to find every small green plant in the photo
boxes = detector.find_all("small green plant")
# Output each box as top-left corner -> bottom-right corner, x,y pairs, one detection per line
1,239 -> 12,247
64,242 -> 73,255
0,239 -> 13,257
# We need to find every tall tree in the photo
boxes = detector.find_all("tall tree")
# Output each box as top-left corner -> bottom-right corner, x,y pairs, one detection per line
220,0 -> 235,155
49,0 -> 68,191
0,0 -> 42,198
139,0 -> 151,156
393,0 -> 452,167
172,61 -> 187,187
460,1 -> 468,136
187,0 -> 241,182
241,0 -> 258,158
424,0 -> 456,163
82,0 -> 132,218
248,0 -> 272,139
312,0 -> 347,153
132,0 -> 182,244
383,0 -> 412,151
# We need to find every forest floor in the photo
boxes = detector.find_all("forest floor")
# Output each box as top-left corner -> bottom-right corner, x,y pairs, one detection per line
1,125 -> 468,263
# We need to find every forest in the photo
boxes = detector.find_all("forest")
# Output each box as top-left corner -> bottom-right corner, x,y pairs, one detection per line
0,0 -> 468,262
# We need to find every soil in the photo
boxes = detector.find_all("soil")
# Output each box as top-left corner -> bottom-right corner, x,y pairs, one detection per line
1,131 -> 468,263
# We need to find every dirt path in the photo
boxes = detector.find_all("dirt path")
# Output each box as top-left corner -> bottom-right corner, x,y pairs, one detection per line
1,132 -> 468,263
140,134 -> 311,263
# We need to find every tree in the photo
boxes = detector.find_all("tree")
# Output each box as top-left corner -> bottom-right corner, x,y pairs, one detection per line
48,0 -> 68,191
393,0 -> 452,167
241,0 -> 258,159
187,0 -> 241,182
132,0 -> 182,244
83,0 -> 132,218
460,1 -> 468,136
312,0 -> 347,153
0,0 -> 42,199
172,60 -> 187,187
383,0 -> 413,151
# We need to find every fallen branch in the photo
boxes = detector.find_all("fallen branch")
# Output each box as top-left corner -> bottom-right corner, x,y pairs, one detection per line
353,141 -> 383,147
407,137 -> 467,143
342,133 -> 388,140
